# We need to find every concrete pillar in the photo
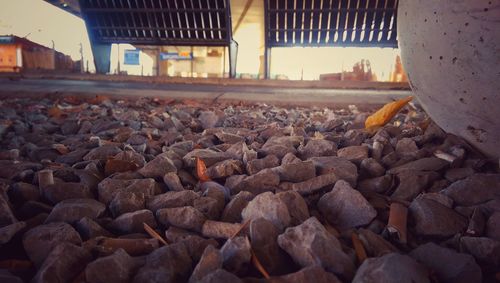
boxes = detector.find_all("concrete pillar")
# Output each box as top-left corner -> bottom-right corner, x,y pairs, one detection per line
229,40 -> 239,78
91,43 -> 112,74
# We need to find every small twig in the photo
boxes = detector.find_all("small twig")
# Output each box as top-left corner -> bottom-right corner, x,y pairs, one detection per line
230,219 -> 251,239
351,232 -> 368,264
251,249 -> 270,279
143,223 -> 168,246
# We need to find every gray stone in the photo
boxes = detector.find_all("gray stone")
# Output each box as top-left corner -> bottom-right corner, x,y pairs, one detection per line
147,190 -> 200,212
460,236 -> 500,266
139,154 -> 177,178
23,222 -> 82,267
281,152 -> 302,165
0,269 -> 23,283
83,145 -> 122,161
32,243 -> 92,283
189,245 -> 223,283
45,198 -> 105,224
0,194 -> 16,227
395,138 -> 419,156
273,160 -> 316,183
337,145 -> 369,164
110,209 -> 157,234
391,171 -> 439,201
276,191 -> 309,226
109,191 -> 146,217
246,155 -> 280,175
133,243 -> 192,283
309,156 -> 358,187
98,178 -> 156,205
197,269 -> 243,283
272,265 -> 342,283
183,149 -> 231,167
220,236 -> 251,274
85,249 -> 138,283
318,180 -> 377,229
352,253 -> 430,283
194,196 -> 224,220
440,174 -> 500,206
215,131 -> 245,144
8,182 -> 40,202
444,167 -> 475,182
360,158 -> 386,177
410,243 -> 482,283
357,175 -> 393,193
279,173 -> 338,195
75,217 -> 113,240
486,211 -> 500,241
298,139 -> 337,159
157,206 -> 206,232
358,228 -> 398,257
207,159 -> 243,179
226,169 -> 280,195
221,191 -> 254,223
417,193 -> 454,208
199,111 -> 221,129
0,221 -> 26,245
56,148 -> 89,165
277,217 -> 354,280
242,192 -> 291,231
409,198 -> 467,237
163,172 -> 184,191
42,182 -> 93,204
387,157 -> 448,174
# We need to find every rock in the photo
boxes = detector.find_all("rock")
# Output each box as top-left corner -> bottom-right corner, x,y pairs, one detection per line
395,138 -> 419,156
358,228 -> 398,257
417,193 -> 454,208
113,150 -> 147,167
360,158 -> 386,177
215,131 -> 245,144
409,198 -> 467,237
23,222 -> 82,267
220,236 -> 251,274
281,152 -> 302,165
183,149 -> 230,167
147,190 -> 200,212
0,221 -> 26,245
440,174 -> 500,206
246,155 -> 280,175
391,171 -> 439,201
8,182 -> 40,203
45,198 -> 106,224
276,191 -> 309,225
0,270 -> 23,283
163,172 -> 184,191
352,253 -> 430,283
298,139 -> 337,159
133,243 -> 192,283
273,160 -> 316,183
110,209 -> 156,234
0,194 -> 16,226
337,145 -> 369,164
318,180 -> 377,229
179,235 -> 219,262
309,157 -> 358,187
83,145 -> 122,161
249,218 -> 291,275
485,212 -> 500,241
189,245 -> 223,283
199,111 -> 221,129
272,265 -> 342,283
138,154 -> 177,178
410,243 -> 482,283
226,169 -> 280,195
42,182 -> 93,204
75,217 -> 113,240
156,206 -> 206,232
277,217 -> 354,280
242,192 -> 291,231
98,178 -> 156,205
197,269 -> 243,283
387,157 -> 448,174
205,159 -> 242,179
357,175 -> 393,193
194,197 -> 224,220
279,173 -> 338,195
221,191 -> 254,223
444,167 -> 475,182
109,191 -> 146,217
85,249 -> 139,283
260,136 -> 302,159
460,236 -> 500,266
32,243 -> 92,283
56,149 -> 89,165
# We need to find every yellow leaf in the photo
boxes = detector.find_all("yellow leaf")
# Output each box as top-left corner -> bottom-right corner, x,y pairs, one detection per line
365,96 -> 413,133
196,157 -> 211,182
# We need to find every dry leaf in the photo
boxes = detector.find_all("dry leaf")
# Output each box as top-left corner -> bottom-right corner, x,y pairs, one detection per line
387,202 -> 408,244
351,232 -> 368,264
47,106 -> 65,118
52,144 -> 69,155
365,96 -> 413,133
196,157 -> 211,182
251,249 -> 271,279
143,223 -> 168,246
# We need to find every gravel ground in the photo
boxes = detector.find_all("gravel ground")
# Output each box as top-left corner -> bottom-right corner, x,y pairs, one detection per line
0,95 -> 499,283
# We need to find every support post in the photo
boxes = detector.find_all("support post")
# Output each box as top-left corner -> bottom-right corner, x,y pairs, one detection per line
229,40 -> 238,78
264,47 -> 271,79
91,42 -> 112,74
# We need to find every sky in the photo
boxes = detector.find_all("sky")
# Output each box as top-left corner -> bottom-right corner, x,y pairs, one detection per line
0,0 -> 399,80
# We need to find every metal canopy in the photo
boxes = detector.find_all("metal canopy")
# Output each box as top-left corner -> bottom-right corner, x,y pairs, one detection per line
80,0 -> 233,46
265,0 -> 399,48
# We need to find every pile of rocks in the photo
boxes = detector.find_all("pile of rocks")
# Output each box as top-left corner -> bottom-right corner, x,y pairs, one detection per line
0,95 -> 499,283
